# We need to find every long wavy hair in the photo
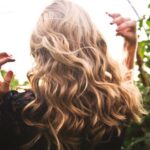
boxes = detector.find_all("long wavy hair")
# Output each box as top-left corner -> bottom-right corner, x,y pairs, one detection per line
23,0 -> 145,149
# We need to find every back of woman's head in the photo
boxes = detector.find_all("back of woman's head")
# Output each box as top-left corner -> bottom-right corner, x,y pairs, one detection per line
23,0 -> 145,149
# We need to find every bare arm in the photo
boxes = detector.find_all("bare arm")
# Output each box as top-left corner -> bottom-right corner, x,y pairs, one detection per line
107,13 -> 137,80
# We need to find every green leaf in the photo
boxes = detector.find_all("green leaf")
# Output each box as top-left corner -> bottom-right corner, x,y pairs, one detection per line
10,78 -> 19,90
138,41 -> 146,58
146,19 -> 150,27
22,81 -> 29,86
0,70 -> 7,78
138,19 -> 143,29
146,61 -> 150,68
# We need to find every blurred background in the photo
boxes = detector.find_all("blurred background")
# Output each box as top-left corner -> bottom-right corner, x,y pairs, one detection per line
0,1 -> 150,150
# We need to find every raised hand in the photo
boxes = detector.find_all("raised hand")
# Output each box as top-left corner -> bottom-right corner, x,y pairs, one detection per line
107,13 -> 137,44
107,13 -> 137,71
0,52 -> 15,93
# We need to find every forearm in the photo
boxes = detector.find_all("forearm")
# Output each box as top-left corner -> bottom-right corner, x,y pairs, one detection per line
123,40 -> 137,70
122,40 -> 137,81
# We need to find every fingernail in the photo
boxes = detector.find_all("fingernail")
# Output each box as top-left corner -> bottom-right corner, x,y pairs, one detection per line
11,59 -> 15,61
7,71 -> 13,78
106,12 -> 110,16
8,56 -> 15,61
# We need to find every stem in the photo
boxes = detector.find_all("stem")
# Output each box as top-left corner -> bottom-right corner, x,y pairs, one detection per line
136,45 -> 150,86
126,0 -> 149,39
126,0 -> 140,19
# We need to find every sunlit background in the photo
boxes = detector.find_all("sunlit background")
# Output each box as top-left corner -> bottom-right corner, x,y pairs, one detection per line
0,0 -> 149,82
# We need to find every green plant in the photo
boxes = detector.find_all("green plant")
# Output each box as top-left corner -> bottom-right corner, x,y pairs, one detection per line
123,3 -> 150,150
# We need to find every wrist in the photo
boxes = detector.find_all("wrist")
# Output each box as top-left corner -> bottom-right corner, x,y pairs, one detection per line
123,42 -> 137,70
124,40 -> 137,53
124,34 -> 138,50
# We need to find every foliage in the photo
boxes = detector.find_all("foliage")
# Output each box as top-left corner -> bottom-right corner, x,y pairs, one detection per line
123,4 -> 150,150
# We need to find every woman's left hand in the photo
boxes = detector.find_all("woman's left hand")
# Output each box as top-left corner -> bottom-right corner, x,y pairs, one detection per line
0,52 -> 15,93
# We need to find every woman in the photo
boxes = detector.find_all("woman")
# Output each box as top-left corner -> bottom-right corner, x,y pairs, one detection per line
0,0 -> 145,150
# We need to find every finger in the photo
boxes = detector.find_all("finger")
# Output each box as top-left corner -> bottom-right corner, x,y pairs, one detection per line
116,32 -> 121,36
117,30 -> 135,39
4,70 -> 13,82
110,16 -> 130,26
116,28 -> 137,43
0,71 -> 13,93
116,31 -> 128,38
106,12 -> 121,19
116,20 -> 136,31
0,56 -> 15,66
0,52 -> 9,59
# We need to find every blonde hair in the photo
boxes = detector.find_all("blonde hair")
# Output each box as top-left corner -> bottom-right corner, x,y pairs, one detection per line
23,0 -> 145,149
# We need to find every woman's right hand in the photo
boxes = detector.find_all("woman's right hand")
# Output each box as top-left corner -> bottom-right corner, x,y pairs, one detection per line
0,52 -> 15,93
107,13 -> 137,70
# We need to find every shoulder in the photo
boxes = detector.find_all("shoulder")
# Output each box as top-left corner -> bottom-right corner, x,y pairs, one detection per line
0,90 -> 35,128
0,90 -> 37,149
0,89 -> 35,109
